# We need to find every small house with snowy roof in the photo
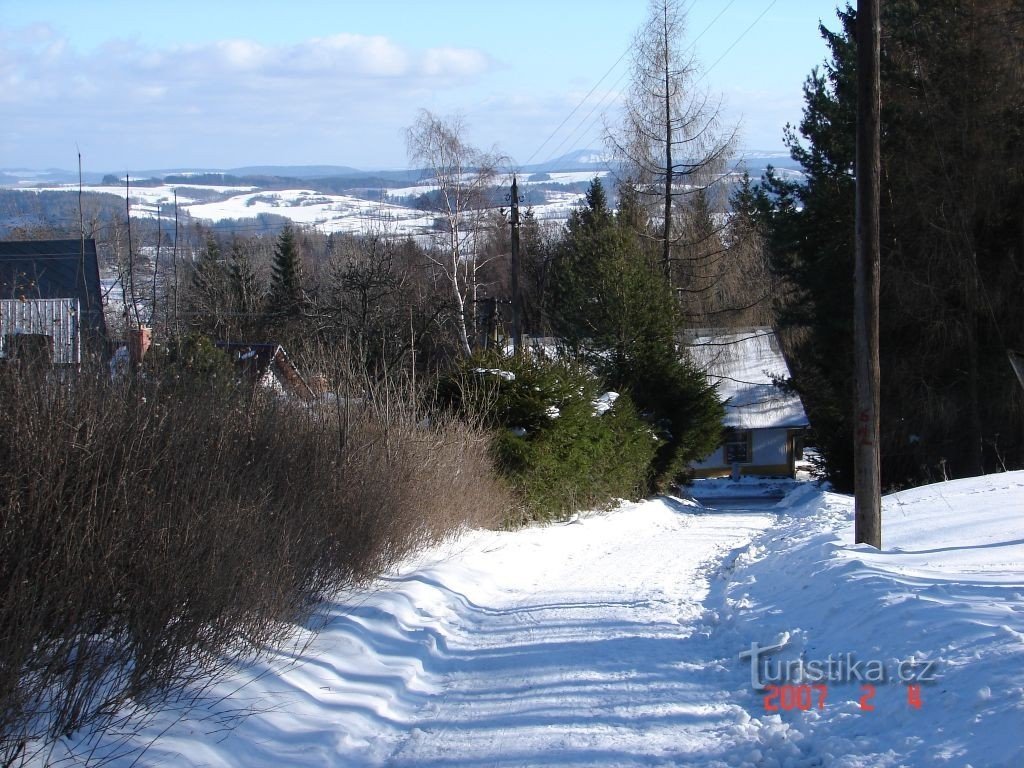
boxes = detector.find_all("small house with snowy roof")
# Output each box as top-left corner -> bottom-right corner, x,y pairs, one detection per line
684,327 -> 809,478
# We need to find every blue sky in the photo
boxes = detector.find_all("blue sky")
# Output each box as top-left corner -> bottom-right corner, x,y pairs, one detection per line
0,1 -> 839,172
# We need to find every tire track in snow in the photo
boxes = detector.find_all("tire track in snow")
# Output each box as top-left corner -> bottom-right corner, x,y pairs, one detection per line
383,497 -> 778,767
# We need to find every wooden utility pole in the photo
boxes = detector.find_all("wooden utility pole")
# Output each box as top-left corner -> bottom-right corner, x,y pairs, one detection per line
173,191 -> 180,338
854,0 -> 882,548
509,175 -> 522,356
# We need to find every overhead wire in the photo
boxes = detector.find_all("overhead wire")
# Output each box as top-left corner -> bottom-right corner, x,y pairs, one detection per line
526,0 -> 745,171
521,43 -> 635,168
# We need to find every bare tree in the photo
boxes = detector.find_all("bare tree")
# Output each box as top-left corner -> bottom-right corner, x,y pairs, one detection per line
610,0 -> 737,289
406,110 -> 501,356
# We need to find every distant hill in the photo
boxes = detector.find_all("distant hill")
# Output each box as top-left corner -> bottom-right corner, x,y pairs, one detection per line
0,168 -> 108,185
2,149 -> 804,190
517,147 -> 803,178
227,164 -> 364,179
522,149 -> 617,174
735,150 -> 803,173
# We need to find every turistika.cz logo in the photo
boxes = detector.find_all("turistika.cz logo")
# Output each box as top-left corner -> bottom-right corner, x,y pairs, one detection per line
739,640 -> 940,712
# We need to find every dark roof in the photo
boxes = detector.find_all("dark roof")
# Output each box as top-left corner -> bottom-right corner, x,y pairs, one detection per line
0,239 -> 106,337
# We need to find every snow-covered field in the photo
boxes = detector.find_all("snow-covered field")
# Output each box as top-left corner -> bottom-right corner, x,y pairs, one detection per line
38,473 -> 1024,767
184,189 -> 438,236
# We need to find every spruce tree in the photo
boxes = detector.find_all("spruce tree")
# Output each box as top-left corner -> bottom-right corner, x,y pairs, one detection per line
227,238 -> 263,339
755,2 -> 1024,489
187,235 -> 231,338
266,225 -> 305,329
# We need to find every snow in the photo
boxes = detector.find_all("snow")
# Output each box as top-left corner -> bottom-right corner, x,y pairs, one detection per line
686,327 -> 809,430
514,171 -> 611,185
33,472 -> 1024,767
592,391 -> 619,415
30,183 -> 258,205
182,189 -> 438,236
21,174 -> 598,238
716,472 -> 1024,767
683,475 -> 810,502
472,367 -> 515,381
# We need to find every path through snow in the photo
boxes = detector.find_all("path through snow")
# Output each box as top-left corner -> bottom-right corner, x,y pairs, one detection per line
383,498 -> 776,766
48,497 -> 782,767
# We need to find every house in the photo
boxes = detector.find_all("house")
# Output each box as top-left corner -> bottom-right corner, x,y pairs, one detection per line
215,342 -> 318,402
0,239 -> 106,364
685,327 -> 809,478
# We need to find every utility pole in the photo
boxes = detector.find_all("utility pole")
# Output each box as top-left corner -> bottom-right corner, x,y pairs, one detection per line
173,191 -> 180,338
854,0 -> 882,548
509,175 -> 522,356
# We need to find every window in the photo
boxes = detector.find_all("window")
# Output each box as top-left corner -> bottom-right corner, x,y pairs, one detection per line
723,429 -> 752,464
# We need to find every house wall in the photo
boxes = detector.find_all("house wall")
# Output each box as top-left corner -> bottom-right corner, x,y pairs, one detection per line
693,427 -> 795,478
0,298 -> 80,365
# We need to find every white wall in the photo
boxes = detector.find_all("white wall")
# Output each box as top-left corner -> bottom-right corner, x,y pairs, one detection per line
693,428 -> 791,471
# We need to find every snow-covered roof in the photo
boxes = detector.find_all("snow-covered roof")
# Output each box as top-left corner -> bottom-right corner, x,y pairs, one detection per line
684,326 -> 809,430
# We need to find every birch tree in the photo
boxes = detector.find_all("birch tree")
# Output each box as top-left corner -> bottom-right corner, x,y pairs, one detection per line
406,110 -> 500,356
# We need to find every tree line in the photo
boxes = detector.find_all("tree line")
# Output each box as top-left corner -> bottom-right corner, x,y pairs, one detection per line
750,0 -> 1024,490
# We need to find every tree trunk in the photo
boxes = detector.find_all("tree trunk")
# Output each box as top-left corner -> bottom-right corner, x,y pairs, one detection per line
662,2 -> 673,286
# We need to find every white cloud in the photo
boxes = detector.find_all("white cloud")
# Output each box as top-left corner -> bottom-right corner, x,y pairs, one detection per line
0,27 -> 496,168
421,48 -> 490,78
214,39 -> 270,71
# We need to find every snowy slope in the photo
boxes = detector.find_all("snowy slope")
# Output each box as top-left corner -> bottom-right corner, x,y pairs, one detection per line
183,189 -> 437,236
717,473 -> 1024,767
37,473 -> 1024,767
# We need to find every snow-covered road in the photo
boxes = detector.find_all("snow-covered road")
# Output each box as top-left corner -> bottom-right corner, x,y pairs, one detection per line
50,497 -> 782,767
383,499 -> 776,766
43,473 -> 1024,767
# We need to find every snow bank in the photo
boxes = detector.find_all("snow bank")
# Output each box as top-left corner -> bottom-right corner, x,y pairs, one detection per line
718,472 -> 1024,767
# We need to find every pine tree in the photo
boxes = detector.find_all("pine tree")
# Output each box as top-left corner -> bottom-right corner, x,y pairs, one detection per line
266,225 -> 305,329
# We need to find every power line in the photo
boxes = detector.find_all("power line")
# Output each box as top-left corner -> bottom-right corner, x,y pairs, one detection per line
527,0 -> 744,171
703,0 -> 779,76
539,69 -> 631,172
522,43 -> 634,168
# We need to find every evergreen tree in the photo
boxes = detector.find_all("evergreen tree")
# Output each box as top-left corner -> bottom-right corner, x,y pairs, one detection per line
755,2 -> 1024,490
227,237 -> 264,339
548,178 -> 723,488
187,235 -> 232,338
266,225 -> 305,329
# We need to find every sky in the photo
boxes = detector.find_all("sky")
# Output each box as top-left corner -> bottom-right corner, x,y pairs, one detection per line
0,1 -> 839,173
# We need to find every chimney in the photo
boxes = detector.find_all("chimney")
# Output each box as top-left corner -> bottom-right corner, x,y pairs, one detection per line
127,326 -> 152,368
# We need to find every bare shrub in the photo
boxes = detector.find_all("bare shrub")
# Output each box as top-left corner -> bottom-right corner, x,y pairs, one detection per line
0,356 -> 510,765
